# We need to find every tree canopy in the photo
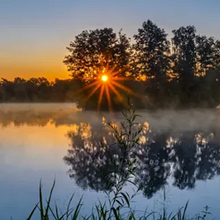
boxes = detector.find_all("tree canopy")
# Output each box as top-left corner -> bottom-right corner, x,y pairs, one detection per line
1,20 -> 220,110
63,28 -> 131,83
63,20 -> 220,109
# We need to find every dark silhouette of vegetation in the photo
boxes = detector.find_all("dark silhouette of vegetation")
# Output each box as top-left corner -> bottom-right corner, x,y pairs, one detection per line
64,110 -> 220,199
64,28 -> 130,81
132,20 -> 172,108
27,106 -> 213,219
0,77 -> 81,103
63,28 -> 146,110
63,20 -> 220,109
1,20 -> 220,109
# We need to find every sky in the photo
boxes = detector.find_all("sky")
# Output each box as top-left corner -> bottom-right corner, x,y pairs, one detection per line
1,0 -> 220,81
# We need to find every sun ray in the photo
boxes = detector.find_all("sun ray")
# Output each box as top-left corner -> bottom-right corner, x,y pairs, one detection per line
78,63 -> 139,111
108,84 -> 123,101
108,65 -> 117,75
78,80 -> 100,92
111,66 -> 128,77
111,81 -> 136,95
113,81 -> 141,98
108,84 -> 128,108
85,83 -> 101,101
105,84 -> 112,112
98,84 -> 105,111
105,61 -> 110,72
111,77 -> 131,81
110,69 -> 121,77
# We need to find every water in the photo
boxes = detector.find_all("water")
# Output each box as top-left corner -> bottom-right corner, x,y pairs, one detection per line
0,104 -> 220,219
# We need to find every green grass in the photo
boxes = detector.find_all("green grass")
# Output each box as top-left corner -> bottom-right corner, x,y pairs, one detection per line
26,181 -> 211,220
26,102 -> 212,220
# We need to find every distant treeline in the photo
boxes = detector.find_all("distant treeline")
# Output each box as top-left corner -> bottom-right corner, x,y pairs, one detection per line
1,20 -> 220,109
0,77 -> 81,103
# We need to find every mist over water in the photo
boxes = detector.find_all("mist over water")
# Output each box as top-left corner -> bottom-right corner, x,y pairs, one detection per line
1,103 -> 220,219
0,103 -> 218,131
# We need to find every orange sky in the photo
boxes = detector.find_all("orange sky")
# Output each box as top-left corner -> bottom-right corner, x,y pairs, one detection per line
1,1 -> 220,82
0,47 -> 70,81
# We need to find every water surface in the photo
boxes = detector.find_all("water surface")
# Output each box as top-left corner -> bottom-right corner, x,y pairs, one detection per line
1,104 -> 220,219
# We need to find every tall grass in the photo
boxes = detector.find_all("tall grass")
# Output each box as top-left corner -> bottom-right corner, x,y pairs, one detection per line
27,184 -> 211,220
27,102 -> 212,220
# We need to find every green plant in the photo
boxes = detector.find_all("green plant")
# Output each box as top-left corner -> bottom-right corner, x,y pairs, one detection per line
27,104 -> 211,220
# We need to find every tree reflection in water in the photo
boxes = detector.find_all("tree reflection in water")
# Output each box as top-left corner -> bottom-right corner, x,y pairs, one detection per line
64,118 -> 220,199
1,104 -> 219,199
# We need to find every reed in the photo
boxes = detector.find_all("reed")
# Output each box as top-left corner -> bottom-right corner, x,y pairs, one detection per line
27,102 -> 212,220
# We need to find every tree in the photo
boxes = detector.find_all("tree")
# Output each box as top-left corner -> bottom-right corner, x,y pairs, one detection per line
63,28 -> 142,110
213,40 -> 220,69
64,28 -> 131,83
51,79 -> 81,102
13,77 -> 27,101
196,35 -> 216,74
0,78 -> 15,101
133,20 -> 171,107
172,26 -> 197,89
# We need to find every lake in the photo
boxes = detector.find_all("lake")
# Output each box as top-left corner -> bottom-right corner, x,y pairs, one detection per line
1,104 -> 220,219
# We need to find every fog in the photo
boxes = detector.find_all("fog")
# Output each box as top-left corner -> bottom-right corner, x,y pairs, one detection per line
0,103 -> 219,134
1,103 -> 220,219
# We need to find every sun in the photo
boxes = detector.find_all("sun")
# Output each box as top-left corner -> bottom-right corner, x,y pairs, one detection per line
101,75 -> 108,82
79,64 -> 137,111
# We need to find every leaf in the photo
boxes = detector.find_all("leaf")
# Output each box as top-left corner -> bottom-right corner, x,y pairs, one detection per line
26,203 -> 38,220
120,192 -> 130,207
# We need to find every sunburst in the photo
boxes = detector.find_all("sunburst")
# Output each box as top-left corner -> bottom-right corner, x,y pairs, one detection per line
80,65 -> 138,111
101,75 -> 108,82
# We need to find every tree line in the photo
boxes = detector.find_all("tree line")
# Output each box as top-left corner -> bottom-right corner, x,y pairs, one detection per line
64,20 -> 220,109
1,20 -> 220,109
0,77 -> 81,102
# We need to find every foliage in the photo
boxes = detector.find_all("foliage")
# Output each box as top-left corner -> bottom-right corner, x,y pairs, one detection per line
63,21 -> 220,109
1,20 -> 220,109
26,106 -> 212,220
63,28 -> 144,111
0,77 -> 81,103
132,20 -> 171,105
63,28 -> 131,83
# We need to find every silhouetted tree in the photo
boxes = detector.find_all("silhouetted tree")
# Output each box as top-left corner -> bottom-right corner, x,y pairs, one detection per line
133,20 -> 171,107
196,35 -> 216,74
172,26 -> 197,104
63,28 -> 147,110
64,28 -> 130,82
1,21 -> 220,108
